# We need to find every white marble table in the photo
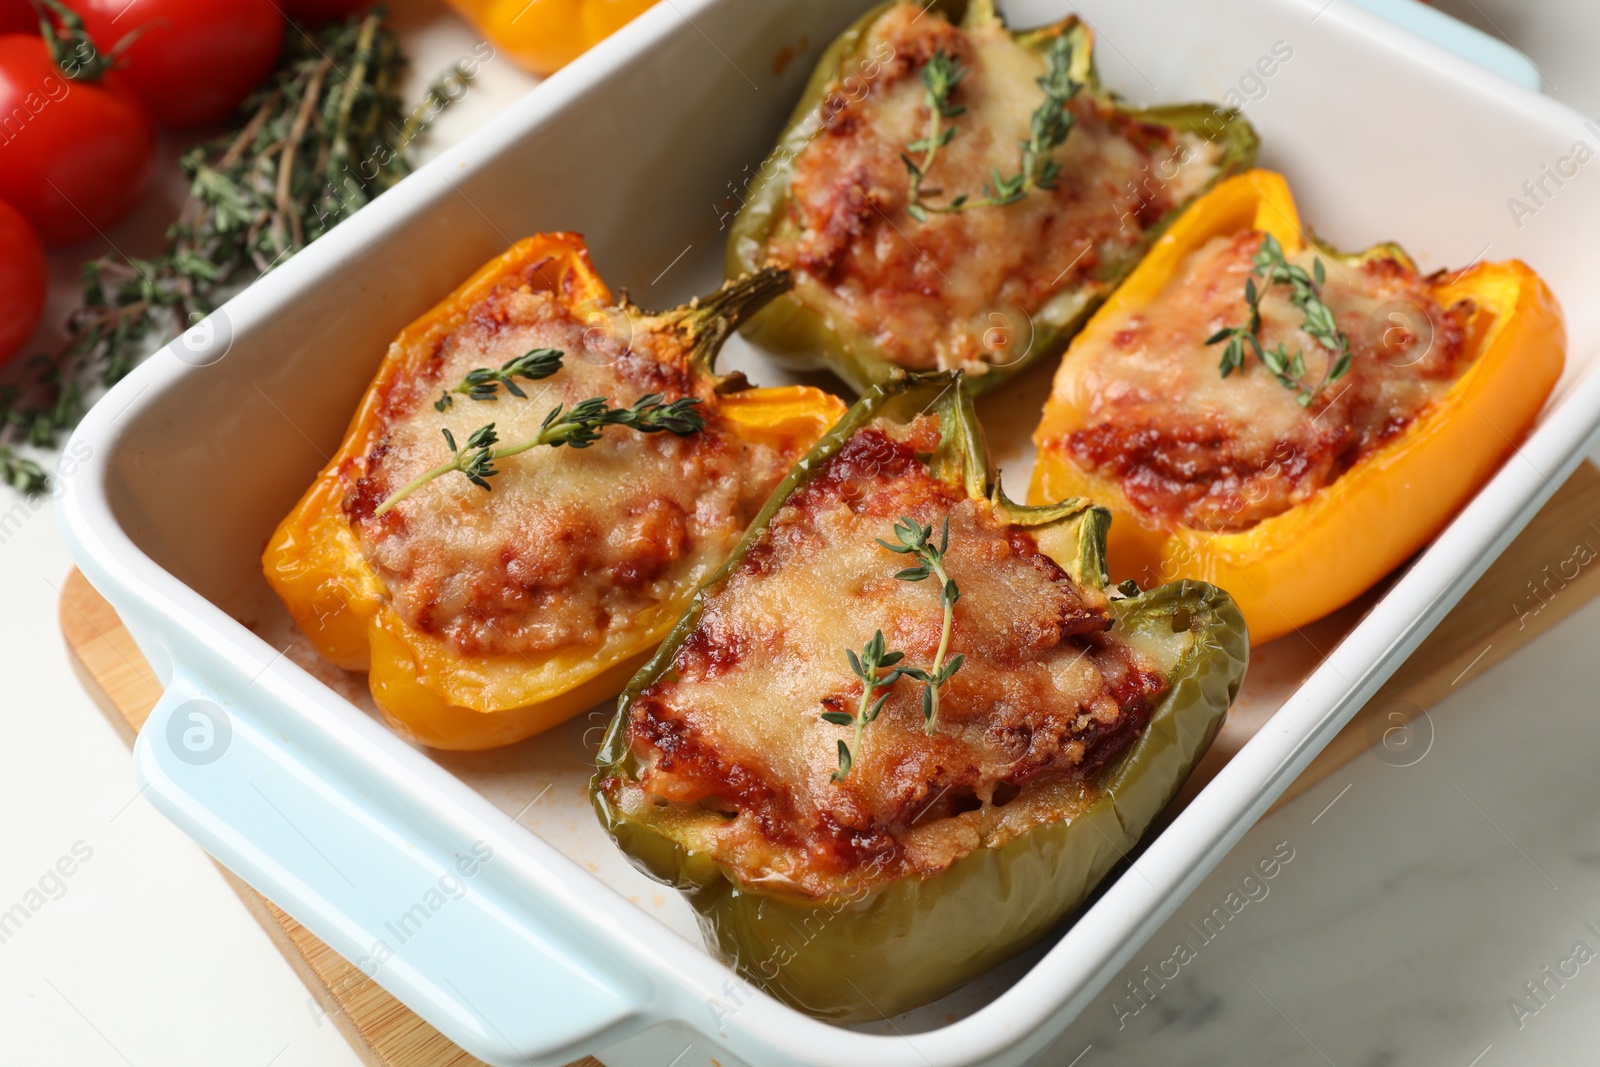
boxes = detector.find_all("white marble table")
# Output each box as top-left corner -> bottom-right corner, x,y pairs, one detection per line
2,1 -> 1596,1064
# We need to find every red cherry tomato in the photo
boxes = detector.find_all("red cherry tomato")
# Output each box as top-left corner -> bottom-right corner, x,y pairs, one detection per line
0,34 -> 154,245
63,0 -> 283,128
278,0 -> 371,25
0,199 -> 48,367
0,0 -> 37,35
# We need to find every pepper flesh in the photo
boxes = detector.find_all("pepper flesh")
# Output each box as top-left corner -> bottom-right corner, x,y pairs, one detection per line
263,234 -> 844,750
1030,170 -> 1568,645
724,0 -> 1258,395
592,373 -> 1248,1019
443,0 -> 655,76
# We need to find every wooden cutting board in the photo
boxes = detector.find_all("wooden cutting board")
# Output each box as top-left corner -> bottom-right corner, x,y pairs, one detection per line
58,462 -> 1600,1067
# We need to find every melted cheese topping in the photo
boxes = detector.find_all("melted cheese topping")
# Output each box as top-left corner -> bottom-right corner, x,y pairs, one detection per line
607,417 -> 1178,896
1053,232 -> 1481,530
343,277 -> 798,659
763,4 -> 1221,376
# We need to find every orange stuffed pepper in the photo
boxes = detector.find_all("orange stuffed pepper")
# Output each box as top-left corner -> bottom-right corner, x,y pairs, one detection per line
446,0 -> 655,76
265,234 -> 843,749
1031,170 -> 1565,644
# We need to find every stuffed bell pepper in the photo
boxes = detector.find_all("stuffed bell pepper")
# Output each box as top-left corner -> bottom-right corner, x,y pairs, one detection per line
263,234 -> 844,750
592,373 -> 1248,1019
725,0 -> 1258,394
1031,170 -> 1567,644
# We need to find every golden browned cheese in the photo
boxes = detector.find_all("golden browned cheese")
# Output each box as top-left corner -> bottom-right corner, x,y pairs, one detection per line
340,270 -> 799,660
762,3 -> 1220,376
1051,232 -> 1481,530
606,416 -> 1177,896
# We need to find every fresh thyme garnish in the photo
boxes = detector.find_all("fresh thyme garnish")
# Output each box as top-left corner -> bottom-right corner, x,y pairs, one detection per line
823,630 -> 907,782
902,35 -> 1082,221
434,348 -> 563,410
902,49 -> 966,220
373,394 -> 706,515
878,516 -> 964,734
1206,233 -> 1355,407
0,9 -> 472,494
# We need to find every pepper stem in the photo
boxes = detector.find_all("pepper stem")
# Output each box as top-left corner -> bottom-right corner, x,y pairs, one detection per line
674,267 -> 792,375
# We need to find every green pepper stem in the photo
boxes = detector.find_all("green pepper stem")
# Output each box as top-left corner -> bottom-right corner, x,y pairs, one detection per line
677,267 -> 792,375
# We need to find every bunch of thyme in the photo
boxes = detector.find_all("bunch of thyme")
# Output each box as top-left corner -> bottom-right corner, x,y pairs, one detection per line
1207,233 -> 1355,407
0,8 -> 473,493
903,33 -> 1082,221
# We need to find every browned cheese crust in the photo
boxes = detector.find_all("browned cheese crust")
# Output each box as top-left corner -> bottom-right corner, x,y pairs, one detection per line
340,260 -> 801,659
1049,232 -> 1482,531
604,416 -> 1169,896
762,3 -> 1220,375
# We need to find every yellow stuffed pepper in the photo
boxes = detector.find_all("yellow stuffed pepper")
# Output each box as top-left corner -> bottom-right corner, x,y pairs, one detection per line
446,0 -> 655,76
1031,170 -> 1565,644
265,233 -> 843,749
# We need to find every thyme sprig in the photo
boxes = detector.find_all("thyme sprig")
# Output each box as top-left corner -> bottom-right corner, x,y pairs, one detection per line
1206,233 -> 1355,407
903,35 -> 1082,221
823,630 -> 908,782
0,9 -> 471,494
902,49 -> 966,220
434,348 -> 563,411
878,516 -> 964,734
373,394 -> 706,515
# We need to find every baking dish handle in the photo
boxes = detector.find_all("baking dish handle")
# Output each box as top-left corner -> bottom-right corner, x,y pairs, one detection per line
132,671 -> 648,1067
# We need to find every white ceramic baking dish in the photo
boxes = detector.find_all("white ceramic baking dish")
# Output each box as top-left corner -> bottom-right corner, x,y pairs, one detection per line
57,1 -> 1600,1064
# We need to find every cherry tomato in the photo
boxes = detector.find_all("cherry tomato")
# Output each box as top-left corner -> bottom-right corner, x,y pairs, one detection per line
0,34 -> 154,245
63,0 -> 283,128
0,0 -> 37,35
278,0 -> 372,25
0,199 -> 47,367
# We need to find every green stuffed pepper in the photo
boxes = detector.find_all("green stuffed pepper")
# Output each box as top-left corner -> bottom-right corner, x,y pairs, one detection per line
592,372 -> 1249,1020
724,0 -> 1259,396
